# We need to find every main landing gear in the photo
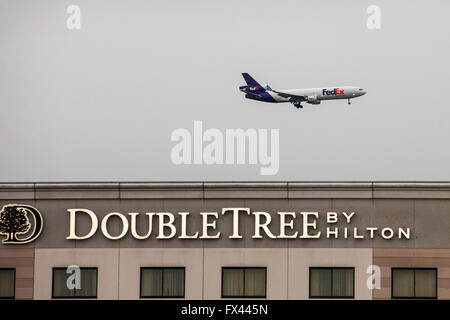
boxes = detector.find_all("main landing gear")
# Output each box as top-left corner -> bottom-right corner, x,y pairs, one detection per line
293,102 -> 303,109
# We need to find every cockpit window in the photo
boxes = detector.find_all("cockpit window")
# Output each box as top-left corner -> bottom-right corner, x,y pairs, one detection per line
359,88 -> 364,90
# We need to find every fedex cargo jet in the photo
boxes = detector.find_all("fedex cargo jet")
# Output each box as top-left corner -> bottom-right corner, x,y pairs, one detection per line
239,73 -> 366,109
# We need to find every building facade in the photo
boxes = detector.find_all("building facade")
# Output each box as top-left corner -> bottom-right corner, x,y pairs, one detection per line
0,182 -> 449,300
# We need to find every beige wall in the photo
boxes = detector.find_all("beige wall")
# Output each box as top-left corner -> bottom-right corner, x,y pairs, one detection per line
32,247 -> 375,300
28,247 -> 450,300
34,248 -> 119,299
288,248 -> 373,299
203,248 -> 288,299
119,248 -> 203,299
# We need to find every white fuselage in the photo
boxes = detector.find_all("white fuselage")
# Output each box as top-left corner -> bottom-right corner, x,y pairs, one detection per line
269,86 -> 366,103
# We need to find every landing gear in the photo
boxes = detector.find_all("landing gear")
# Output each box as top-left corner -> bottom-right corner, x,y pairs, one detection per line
348,98 -> 351,105
289,98 -> 304,109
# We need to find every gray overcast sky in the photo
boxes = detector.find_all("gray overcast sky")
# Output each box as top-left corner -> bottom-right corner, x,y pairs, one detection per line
1,0 -> 450,182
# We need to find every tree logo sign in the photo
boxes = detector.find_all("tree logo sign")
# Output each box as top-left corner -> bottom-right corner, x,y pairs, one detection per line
0,204 -> 43,244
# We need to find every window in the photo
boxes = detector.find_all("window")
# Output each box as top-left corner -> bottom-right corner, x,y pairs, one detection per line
309,267 -> 354,298
140,267 -> 185,298
222,267 -> 266,298
392,268 -> 437,299
0,269 -> 15,299
52,267 -> 98,298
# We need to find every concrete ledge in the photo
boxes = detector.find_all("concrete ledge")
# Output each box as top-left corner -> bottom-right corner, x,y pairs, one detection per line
288,182 -> 372,199
373,182 -> 450,199
1,182 -> 450,200
0,183 -> 35,200
120,182 -> 204,199
35,183 -> 120,199
204,182 -> 288,199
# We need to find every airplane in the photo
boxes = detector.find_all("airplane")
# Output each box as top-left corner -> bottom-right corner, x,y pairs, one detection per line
239,73 -> 366,109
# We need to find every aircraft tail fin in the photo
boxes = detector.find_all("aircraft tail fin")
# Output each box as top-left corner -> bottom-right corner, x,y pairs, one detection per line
242,73 -> 262,87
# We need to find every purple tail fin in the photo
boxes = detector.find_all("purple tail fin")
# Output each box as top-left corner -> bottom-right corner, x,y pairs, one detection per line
242,73 -> 262,87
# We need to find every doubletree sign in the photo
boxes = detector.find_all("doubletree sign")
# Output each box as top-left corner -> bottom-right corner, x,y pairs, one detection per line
0,205 -> 413,243
0,204 -> 43,244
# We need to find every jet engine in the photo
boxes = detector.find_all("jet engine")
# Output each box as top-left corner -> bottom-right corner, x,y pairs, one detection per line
306,95 -> 321,104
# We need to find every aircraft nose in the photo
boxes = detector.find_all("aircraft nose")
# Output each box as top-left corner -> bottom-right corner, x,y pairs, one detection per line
359,88 -> 367,96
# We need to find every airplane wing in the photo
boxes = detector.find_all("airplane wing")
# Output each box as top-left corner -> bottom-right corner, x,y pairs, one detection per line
273,90 -> 307,102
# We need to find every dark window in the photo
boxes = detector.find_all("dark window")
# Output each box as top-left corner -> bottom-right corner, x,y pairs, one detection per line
140,267 -> 185,298
52,267 -> 97,298
392,268 -> 437,299
309,267 -> 354,298
0,268 -> 15,299
222,267 -> 266,298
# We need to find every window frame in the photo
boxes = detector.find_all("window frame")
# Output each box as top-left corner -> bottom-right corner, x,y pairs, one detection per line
0,268 -> 15,299
140,267 -> 185,298
51,267 -> 98,299
309,267 -> 355,299
391,267 -> 438,299
221,267 -> 267,298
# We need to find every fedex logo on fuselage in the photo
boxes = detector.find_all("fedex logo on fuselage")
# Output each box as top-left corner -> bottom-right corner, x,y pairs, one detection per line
322,88 -> 344,95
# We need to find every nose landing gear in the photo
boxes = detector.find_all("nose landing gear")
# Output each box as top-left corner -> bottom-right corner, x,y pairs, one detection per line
348,98 -> 351,105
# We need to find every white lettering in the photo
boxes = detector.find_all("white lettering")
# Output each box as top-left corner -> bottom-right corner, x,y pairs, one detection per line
200,212 -> 220,239
178,212 -> 199,239
222,208 -> 250,239
252,212 -> 276,239
66,209 -> 98,240
156,213 -> 177,239
101,212 -> 129,240
300,212 -> 321,239
129,212 -> 154,239
278,212 -> 298,238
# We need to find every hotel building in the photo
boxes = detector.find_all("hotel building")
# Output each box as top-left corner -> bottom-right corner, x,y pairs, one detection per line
0,182 -> 449,300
